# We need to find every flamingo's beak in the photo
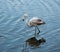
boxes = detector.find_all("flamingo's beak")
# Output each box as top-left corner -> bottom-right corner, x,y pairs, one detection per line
22,19 -> 24,21
41,21 -> 46,24
43,22 -> 45,24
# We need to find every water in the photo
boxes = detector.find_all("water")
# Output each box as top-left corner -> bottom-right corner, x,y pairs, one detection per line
0,0 -> 60,52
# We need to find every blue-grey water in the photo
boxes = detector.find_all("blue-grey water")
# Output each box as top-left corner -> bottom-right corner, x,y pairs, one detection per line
0,0 -> 60,52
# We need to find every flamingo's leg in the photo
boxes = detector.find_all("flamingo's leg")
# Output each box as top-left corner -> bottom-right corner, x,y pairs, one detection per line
36,26 -> 40,35
35,26 -> 37,38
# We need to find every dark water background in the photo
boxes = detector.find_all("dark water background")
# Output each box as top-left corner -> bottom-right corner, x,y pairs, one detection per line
0,0 -> 60,52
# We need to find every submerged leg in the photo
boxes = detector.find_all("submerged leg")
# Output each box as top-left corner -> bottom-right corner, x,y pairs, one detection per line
25,42 -> 30,52
21,42 -> 28,52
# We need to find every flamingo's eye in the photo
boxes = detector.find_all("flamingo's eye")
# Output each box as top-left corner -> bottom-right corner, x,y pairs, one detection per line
38,19 -> 41,21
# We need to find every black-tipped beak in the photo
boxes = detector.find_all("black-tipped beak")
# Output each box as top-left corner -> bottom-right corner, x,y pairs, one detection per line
22,19 -> 24,21
43,22 -> 45,24
41,21 -> 46,24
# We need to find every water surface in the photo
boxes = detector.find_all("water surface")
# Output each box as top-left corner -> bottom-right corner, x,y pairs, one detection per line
0,0 -> 60,52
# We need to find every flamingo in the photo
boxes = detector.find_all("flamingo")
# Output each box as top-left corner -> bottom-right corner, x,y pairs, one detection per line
22,14 -> 45,38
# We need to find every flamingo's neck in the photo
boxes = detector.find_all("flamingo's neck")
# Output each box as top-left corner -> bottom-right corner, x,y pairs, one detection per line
25,18 -> 31,26
25,18 -> 29,24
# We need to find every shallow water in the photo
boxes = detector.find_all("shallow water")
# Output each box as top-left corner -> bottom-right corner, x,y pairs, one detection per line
0,0 -> 60,52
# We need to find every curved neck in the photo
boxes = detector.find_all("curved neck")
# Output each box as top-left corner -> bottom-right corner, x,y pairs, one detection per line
25,18 -> 29,24
25,18 -> 31,26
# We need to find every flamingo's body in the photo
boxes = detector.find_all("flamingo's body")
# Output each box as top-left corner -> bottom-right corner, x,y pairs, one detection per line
28,17 -> 45,26
23,14 -> 45,37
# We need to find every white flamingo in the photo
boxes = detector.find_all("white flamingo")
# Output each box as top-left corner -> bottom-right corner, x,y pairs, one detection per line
22,14 -> 45,38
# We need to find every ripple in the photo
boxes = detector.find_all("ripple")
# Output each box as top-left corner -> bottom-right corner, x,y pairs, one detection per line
39,0 -> 54,14
0,36 -> 6,44
40,27 -> 60,39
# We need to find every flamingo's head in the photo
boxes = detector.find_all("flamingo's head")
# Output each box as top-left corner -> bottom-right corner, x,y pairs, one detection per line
22,14 -> 28,21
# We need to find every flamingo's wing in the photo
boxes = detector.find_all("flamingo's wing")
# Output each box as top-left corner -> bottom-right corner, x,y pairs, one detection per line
30,17 -> 42,22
